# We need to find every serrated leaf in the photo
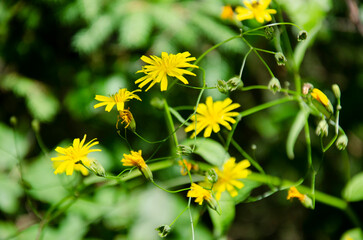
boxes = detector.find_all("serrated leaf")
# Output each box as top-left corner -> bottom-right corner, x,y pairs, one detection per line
286,107 -> 310,159
208,193 -> 235,238
343,172 -> 363,202
340,228 -> 363,240
233,179 -> 261,204
182,138 -> 229,167
1,74 -> 60,122
119,10 -> 153,49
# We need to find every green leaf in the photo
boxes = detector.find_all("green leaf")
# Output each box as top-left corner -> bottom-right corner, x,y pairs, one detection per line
182,138 -> 229,167
233,179 -> 262,204
0,74 -> 60,122
0,174 -> 23,214
343,172 -> 363,202
286,106 -> 310,159
208,193 -> 235,238
340,228 -> 363,240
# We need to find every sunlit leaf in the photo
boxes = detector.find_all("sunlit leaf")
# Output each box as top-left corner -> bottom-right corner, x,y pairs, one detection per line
343,172 -> 363,202
340,228 -> 363,240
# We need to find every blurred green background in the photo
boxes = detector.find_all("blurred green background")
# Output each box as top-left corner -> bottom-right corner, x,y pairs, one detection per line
0,0 -> 363,239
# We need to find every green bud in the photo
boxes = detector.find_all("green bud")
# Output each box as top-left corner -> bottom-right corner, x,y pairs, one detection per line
316,119 -> 328,137
268,77 -> 281,94
156,225 -> 171,238
10,116 -> 17,126
301,195 -> 313,209
216,79 -> 229,94
274,52 -> 287,66
336,134 -> 348,150
31,119 -> 40,133
89,159 -> 106,177
206,169 -> 218,184
226,76 -> 243,91
206,195 -> 220,214
140,165 -> 153,182
297,30 -> 308,41
332,84 -> 341,99
150,97 -> 164,110
265,26 -> 275,40
177,145 -> 193,156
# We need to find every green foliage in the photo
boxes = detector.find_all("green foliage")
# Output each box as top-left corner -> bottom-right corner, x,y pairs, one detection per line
340,228 -> 363,240
342,172 -> 363,202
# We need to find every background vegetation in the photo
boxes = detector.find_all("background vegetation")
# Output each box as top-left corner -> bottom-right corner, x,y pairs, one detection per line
0,0 -> 363,239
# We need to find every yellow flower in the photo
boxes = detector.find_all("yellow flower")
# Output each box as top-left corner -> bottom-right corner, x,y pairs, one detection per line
94,88 -> 141,112
221,5 -> 234,20
235,0 -> 277,23
213,157 -> 251,200
184,96 -> 240,138
178,159 -> 199,176
117,109 -> 136,131
187,183 -> 213,205
121,150 -> 153,181
311,88 -> 329,107
286,186 -> 306,202
51,135 -> 101,176
135,52 -> 199,91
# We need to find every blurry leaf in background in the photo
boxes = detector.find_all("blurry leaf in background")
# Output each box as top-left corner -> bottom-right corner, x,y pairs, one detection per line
0,174 -> 23,214
0,221 -> 17,239
342,172 -> 363,202
182,138 -> 229,168
233,179 -> 262,204
0,74 -> 60,122
340,228 -> 363,240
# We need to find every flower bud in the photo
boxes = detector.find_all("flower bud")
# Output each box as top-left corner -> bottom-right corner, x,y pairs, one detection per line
316,119 -> 328,137
301,195 -> 313,209
206,195 -> 220,214
140,164 -> 153,182
265,26 -> 275,40
268,77 -> 281,94
206,169 -> 218,184
274,52 -> 287,66
302,83 -> 313,95
336,134 -> 348,150
216,79 -> 229,94
297,30 -> 308,41
89,159 -> 106,177
150,97 -> 164,110
10,116 -> 17,126
332,84 -> 341,99
31,119 -> 40,133
177,145 -> 193,156
156,225 -> 171,238
226,76 -> 243,91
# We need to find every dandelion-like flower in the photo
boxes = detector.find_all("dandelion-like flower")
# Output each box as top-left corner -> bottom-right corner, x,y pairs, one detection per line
121,150 -> 153,181
51,134 -> 101,176
94,88 -> 141,112
235,0 -> 277,23
135,52 -> 199,91
213,157 -> 251,200
117,109 -> 135,131
184,96 -> 240,138
187,183 -> 213,205
178,159 -> 198,176
221,5 -> 234,20
286,186 -> 305,202
311,88 -> 329,107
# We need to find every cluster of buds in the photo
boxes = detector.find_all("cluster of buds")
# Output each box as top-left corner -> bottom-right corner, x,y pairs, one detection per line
216,77 -> 243,94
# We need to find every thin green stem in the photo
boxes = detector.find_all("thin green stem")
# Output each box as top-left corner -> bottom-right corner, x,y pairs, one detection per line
241,85 -> 297,95
241,22 -> 303,35
169,205 -> 189,227
254,48 -> 277,55
152,180 -> 190,193
164,99 -> 179,152
239,48 -> 253,80
187,197 -> 195,240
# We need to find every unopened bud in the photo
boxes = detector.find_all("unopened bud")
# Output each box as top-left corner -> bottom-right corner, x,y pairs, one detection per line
206,195 -> 220,214
227,76 -> 243,91
302,83 -> 313,95
301,195 -> 313,209
89,159 -> 106,177
206,169 -> 218,184
156,225 -> 171,238
275,52 -> 287,66
268,77 -> 281,94
10,116 -> 17,126
140,164 -> 153,182
336,134 -> 348,150
332,84 -> 341,99
297,30 -> 308,41
150,97 -> 164,110
216,79 -> 229,94
316,119 -> 328,137
265,26 -> 275,40
31,119 -> 40,133
251,144 -> 257,150
177,145 -> 193,156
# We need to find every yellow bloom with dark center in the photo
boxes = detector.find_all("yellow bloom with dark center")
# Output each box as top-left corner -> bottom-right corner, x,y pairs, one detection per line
213,157 -> 251,200
51,135 -> 101,176
94,88 -> 141,112
311,88 -> 330,107
221,5 -> 234,20
184,96 -> 240,138
287,186 -> 306,202
236,0 -> 276,23
187,183 -> 213,205
135,52 -> 199,91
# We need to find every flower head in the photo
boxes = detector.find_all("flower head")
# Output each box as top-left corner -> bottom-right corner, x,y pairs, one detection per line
121,150 -> 153,180
187,183 -> 213,205
287,186 -> 305,202
236,0 -> 276,23
135,52 -> 199,91
221,5 -> 234,20
213,157 -> 251,200
311,88 -> 334,113
178,159 -> 199,176
184,96 -> 240,138
94,88 -> 141,112
51,135 -> 101,176
117,109 -> 136,131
